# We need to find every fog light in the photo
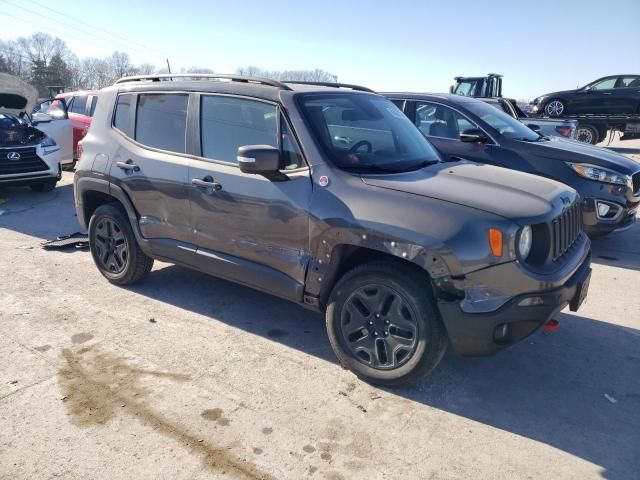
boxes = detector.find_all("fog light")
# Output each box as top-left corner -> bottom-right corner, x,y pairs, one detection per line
597,202 -> 611,217
518,296 -> 544,307
494,323 -> 509,342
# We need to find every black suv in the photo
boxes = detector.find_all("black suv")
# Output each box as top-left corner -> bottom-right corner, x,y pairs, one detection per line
74,74 -> 591,385
384,93 -> 640,237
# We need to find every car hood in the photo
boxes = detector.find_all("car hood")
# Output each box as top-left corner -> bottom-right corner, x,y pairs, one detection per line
0,73 -> 38,116
360,161 -> 577,223
524,137 -> 640,175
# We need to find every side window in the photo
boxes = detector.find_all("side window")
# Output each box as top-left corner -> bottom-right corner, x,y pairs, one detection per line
280,115 -> 304,170
200,96 -> 277,164
618,76 -> 640,88
390,99 -> 405,111
113,94 -> 132,134
70,95 -> 88,115
135,94 -> 188,153
590,78 -> 616,91
89,96 -> 98,117
454,80 -> 477,96
415,102 -> 477,140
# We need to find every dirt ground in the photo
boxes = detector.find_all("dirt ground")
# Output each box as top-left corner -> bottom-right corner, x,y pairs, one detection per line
1,139 -> 639,479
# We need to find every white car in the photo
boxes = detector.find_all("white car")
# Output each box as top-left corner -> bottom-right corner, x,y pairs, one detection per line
0,73 -> 73,191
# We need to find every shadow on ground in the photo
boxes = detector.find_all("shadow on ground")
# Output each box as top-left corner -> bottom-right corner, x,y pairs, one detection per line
590,219 -> 640,271
128,263 -> 640,480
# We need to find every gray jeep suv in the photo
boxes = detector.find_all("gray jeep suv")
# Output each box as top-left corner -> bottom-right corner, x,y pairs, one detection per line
74,74 -> 592,385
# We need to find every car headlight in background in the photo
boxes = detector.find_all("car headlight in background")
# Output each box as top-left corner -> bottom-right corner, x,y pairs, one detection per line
517,225 -> 532,260
566,163 -> 632,188
40,135 -> 59,155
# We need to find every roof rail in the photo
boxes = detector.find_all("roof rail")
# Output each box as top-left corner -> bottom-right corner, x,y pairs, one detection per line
113,73 -> 292,90
282,81 -> 375,93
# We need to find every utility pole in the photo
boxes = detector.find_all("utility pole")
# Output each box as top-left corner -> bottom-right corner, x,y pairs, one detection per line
166,59 -> 172,74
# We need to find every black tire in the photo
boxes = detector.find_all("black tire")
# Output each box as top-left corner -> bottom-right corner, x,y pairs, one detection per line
61,160 -> 76,172
88,203 -> 154,285
30,179 -> 57,192
326,261 -> 447,387
596,127 -> 609,144
576,124 -> 599,145
544,98 -> 566,117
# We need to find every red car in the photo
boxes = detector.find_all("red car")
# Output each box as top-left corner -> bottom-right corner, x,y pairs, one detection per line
54,90 -> 98,159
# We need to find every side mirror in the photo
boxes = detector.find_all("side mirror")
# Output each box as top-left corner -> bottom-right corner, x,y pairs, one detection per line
460,128 -> 489,143
527,123 -> 542,133
32,112 -> 53,124
238,145 -> 281,175
449,85 -> 454,94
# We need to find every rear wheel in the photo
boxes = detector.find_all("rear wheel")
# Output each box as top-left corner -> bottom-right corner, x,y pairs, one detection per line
576,124 -> 599,144
544,99 -> 565,117
88,203 -> 153,285
30,179 -> 57,192
326,261 -> 447,386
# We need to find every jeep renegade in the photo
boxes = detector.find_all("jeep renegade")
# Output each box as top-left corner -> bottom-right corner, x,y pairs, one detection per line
74,74 -> 592,385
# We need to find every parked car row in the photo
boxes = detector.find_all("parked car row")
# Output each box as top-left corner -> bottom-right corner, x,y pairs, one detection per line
2,72 -> 638,386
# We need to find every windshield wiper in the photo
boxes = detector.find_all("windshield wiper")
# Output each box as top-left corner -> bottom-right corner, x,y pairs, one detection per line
342,160 -> 438,174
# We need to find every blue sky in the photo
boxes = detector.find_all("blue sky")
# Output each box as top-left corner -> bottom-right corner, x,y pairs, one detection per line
1,0 -> 639,99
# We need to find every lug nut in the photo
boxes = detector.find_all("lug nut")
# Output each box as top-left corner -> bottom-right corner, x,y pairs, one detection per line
368,321 -> 373,326
373,331 -> 378,336
384,331 -> 389,336
384,320 -> 390,325
375,313 -> 380,318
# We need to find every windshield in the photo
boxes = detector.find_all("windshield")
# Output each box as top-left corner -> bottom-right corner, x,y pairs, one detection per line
299,93 -> 441,172
465,101 -> 540,141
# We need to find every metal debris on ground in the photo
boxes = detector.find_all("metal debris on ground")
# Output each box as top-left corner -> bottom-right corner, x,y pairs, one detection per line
604,393 -> 618,404
42,232 -> 89,250
7,380 -> 18,385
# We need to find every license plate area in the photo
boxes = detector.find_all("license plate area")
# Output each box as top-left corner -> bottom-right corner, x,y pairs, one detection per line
570,269 -> 591,312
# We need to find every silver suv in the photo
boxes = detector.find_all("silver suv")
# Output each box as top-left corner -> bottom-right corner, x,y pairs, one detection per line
74,74 -> 592,385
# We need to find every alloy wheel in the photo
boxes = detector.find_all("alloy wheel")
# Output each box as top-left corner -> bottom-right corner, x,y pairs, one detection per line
92,218 -> 129,274
545,100 -> 564,117
340,284 -> 419,370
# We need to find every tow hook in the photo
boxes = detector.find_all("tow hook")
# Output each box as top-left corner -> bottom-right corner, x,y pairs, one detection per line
543,319 -> 560,332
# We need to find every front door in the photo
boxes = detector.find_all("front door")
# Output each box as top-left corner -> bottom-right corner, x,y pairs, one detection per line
108,92 -> 192,246
188,94 -> 312,300
572,77 -> 618,114
411,100 -> 498,165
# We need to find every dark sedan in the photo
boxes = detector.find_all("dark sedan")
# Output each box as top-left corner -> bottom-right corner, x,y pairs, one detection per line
530,75 -> 640,117
384,93 -> 640,237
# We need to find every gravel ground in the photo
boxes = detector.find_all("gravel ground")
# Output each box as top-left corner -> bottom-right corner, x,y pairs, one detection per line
0,140 -> 639,480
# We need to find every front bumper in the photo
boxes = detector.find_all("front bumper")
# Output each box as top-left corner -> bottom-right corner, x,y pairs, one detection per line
581,197 -> 638,236
438,252 -> 592,356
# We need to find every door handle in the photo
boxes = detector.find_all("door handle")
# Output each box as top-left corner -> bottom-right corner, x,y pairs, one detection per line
192,176 -> 222,192
116,160 -> 140,172
602,92 -> 612,95
334,135 -> 351,144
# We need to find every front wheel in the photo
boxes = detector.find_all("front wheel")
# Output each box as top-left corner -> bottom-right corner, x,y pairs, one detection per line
326,261 -> 447,386
88,203 -> 154,285
544,99 -> 566,117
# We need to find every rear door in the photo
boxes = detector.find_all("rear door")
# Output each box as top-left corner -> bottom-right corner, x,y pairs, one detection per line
612,76 -> 640,114
187,94 -> 312,300
108,92 -> 193,246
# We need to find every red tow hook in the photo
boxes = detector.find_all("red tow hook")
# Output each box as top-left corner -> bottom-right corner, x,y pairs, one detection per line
544,319 -> 560,332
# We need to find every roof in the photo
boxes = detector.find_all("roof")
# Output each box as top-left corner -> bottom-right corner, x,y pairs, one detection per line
382,92 -> 484,104
109,74 -> 376,102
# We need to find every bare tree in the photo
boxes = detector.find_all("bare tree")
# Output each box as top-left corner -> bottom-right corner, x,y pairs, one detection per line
236,66 -> 338,82
109,51 -> 136,81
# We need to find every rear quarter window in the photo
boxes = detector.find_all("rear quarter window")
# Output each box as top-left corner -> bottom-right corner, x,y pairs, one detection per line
113,94 -> 133,135
135,94 -> 188,154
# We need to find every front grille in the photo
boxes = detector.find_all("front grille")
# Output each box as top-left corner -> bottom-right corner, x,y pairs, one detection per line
551,201 -> 582,262
633,171 -> 640,195
0,147 -> 48,175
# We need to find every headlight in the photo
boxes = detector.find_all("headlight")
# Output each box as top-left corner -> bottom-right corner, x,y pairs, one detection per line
566,163 -> 632,188
517,225 -> 532,260
41,135 -> 57,148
